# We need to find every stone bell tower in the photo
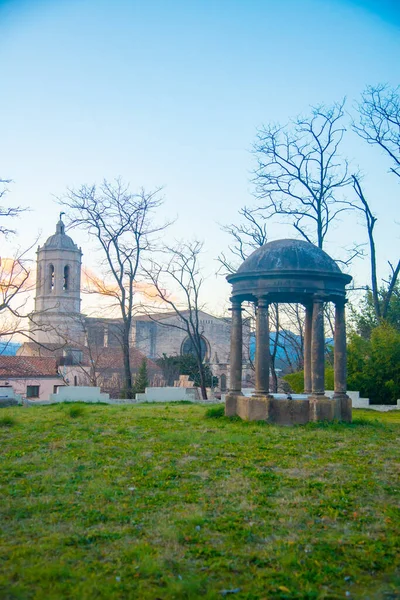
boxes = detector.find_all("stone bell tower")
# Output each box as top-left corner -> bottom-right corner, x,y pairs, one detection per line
31,214 -> 84,345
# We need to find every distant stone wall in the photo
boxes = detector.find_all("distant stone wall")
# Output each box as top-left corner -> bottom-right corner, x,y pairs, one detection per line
48,386 -> 110,403
325,390 -> 400,412
136,387 -> 201,402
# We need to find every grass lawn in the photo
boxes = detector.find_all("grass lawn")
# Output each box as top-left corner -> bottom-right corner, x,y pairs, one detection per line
0,403 -> 399,599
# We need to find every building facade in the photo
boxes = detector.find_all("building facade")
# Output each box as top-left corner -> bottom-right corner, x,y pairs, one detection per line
27,218 -> 251,391
31,217 -> 84,345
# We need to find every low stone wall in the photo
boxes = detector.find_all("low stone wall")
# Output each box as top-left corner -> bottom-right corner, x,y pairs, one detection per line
326,391 -> 400,412
136,387 -> 202,402
48,386 -> 110,403
24,386 -> 111,405
24,398 -> 136,406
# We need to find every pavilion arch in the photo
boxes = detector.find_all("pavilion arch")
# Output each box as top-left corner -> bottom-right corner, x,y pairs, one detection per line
181,335 -> 210,362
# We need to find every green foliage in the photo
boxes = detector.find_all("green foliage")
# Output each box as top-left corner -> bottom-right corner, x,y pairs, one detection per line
155,353 -> 180,386
133,359 -> 149,394
284,367 -> 334,393
68,405 -> 85,418
156,353 -> 218,388
204,405 -> 225,419
283,371 -> 304,393
0,415 -> 16,427
348,323 -> 400,404
0,403 -> 399,598
351,285 -> 400,339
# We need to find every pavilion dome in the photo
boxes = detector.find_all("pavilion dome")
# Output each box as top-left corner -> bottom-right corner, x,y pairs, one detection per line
237,239 -> 342,276
227,238 -> 351,303
42,219 -> 79,251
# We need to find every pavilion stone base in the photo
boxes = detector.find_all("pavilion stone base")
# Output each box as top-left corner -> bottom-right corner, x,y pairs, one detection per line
225,393 -> 352,425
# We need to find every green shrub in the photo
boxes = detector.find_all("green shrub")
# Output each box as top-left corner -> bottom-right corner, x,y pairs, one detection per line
68,406 -> 85,418
284,367 -> 334,393
283,371 -> 304,393
348,323 -> 400,404
205,405 -> 225,418
0,415 -> 17,427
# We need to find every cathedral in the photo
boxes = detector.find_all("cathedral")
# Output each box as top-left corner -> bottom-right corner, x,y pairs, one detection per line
17,218 -> 248,395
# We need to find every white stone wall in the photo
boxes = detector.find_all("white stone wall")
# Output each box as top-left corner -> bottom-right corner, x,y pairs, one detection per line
49,386 -> 110,403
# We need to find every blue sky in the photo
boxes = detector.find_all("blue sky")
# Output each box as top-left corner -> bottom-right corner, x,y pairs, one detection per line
1,0 -> 399,314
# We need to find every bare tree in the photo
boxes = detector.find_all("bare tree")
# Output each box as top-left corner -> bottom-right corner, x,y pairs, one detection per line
144,240 -> 210,400
273,304 -> 306,373
354,84 -> 400,179
60,315 -> 107,388
0,177 -> 32,340
0,178 -> 26,237
218,207 -> 268,375
352,175 -> 400,322
351,85 -> 400,324
218,206 -> 268,275
219,208 -> 290,384
60,179 -> 168,399
253,101 -> 354,249
0,250 -> 31,339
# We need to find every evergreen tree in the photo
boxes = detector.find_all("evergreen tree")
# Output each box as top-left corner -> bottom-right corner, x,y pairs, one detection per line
133,359 -> 149,394
156,353 -> 218,388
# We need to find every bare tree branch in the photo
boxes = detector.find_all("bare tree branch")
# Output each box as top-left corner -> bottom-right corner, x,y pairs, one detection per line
354,84 -> 400,179
352,175 -> 400,322
253,100 -> 355,249
59,178 -> 169,398
0,178 -> 27,237
143,240 -> 211,399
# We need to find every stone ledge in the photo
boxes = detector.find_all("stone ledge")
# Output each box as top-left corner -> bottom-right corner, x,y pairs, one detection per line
225,393 -> 352,424
0,399 -> 19,408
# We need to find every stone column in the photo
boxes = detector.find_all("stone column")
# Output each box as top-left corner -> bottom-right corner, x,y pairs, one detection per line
254,296 -> 270,395
334,300 -> 347,396
311,297 -> 325,395
229,298 -> 243,394
333,299 -> 351,421
303,303 -> 312,394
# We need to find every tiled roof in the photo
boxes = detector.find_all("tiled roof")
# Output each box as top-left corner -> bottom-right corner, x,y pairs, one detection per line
17,343 -> 161,374
86,347 -> 161,373
0,356 -> 60,378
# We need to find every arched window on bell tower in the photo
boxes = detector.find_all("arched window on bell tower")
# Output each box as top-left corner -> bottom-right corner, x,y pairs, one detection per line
63,265 -> 70,291
49,264 -> 55,292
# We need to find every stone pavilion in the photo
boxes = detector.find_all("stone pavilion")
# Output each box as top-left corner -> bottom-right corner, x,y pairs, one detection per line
225,239 -> 353,424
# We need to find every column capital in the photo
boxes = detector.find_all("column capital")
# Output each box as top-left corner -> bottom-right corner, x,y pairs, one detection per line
333,297 -> 348,307
312,294 -> 327,304
256,295 -> 270,308
229,297 -> 243,310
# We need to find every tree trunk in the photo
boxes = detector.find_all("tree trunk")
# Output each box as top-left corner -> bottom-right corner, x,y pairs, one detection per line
198,361 -> 208,400
122,323 -> 133,399
270,358 -> 278,393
